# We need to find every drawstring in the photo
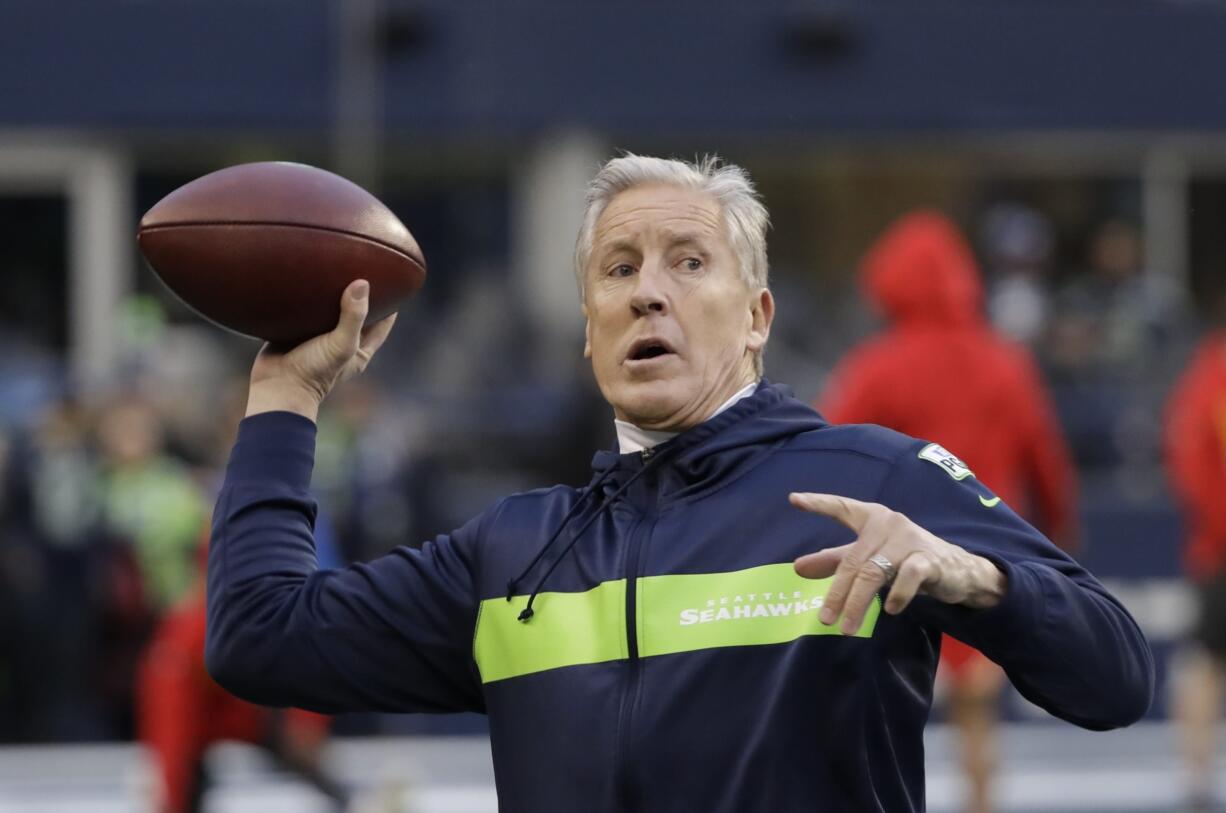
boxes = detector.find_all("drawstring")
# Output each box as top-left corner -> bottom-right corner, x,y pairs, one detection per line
504,465 -> 616,603
511,450 -> 668,623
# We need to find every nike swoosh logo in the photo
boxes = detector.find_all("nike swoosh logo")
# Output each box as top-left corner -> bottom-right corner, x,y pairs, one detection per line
979,495 -> 1001,508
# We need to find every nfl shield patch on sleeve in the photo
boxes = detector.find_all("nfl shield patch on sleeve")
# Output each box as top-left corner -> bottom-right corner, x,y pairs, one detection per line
917,443 -> 974,481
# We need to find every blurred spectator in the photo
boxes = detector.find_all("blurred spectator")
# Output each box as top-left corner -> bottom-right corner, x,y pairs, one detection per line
980,202 -> 1057,346
1049,218 -> 1182,379
96,396 -> 207,610
0,398 -> 119,741
18,397 -> 102,548
139,542 -> 347,813
1043,218 -> 1189,485
821,210 -> 1078,545
1163,292 -> 1226,813
820,210 -> 1079,813
82,394 -> 210,739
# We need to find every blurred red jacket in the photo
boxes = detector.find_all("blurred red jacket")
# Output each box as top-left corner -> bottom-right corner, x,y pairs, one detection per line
138,593 -> 329,813
819,210 -> 1078,546
1165,332 -> 1226,581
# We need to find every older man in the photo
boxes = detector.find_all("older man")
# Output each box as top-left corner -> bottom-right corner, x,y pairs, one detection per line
207,155 -> 1153,812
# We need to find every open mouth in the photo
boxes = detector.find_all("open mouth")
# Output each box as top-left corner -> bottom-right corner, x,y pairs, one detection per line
627,338 -> 676,362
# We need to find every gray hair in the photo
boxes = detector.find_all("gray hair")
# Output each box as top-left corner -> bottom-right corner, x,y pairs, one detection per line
573,153 -> 771,299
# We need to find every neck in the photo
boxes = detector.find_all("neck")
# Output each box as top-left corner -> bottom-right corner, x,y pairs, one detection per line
615,380 -> 758,454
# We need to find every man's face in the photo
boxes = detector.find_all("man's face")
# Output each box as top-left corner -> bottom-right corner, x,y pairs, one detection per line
582,184 -> 773,431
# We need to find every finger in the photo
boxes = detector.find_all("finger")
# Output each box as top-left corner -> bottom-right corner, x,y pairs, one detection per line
358,312 -> 397,356
818,532 -> 884,626
347,313 -> 397,377
333,279 -> 371,350
883,551 -> 936,615
837,553 -> 892,634
789,492 -> 872,533
794,543 -> 852,580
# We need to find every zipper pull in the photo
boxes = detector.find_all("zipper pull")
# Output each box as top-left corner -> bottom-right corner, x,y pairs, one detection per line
641,447 -> 654,462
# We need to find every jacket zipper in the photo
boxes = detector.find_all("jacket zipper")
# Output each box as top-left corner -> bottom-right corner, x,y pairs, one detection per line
614,448 -> 658,811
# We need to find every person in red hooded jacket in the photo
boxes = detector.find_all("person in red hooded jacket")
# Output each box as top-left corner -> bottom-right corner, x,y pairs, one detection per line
819,210 -> 1079,813
1164,298 -> 1226,812
137,540 -> 348,813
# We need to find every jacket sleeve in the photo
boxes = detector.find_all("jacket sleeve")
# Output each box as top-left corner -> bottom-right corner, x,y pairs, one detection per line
205,411 -> 487,715
880,442 -> 1154,731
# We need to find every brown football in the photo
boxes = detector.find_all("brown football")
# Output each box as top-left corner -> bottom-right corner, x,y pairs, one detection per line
137,161 -> 425,346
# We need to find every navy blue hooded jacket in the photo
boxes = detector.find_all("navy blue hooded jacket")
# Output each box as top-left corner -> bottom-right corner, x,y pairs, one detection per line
206,382 -> 1153,812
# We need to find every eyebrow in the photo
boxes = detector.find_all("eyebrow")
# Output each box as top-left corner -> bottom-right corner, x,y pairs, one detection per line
597,238 -> 642,259
660,230 -> 709,249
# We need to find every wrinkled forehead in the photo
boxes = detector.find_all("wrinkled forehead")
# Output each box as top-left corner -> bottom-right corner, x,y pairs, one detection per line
591,184 -> 728,258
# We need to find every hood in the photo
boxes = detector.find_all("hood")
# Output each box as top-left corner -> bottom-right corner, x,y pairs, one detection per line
860,210 -> 984,327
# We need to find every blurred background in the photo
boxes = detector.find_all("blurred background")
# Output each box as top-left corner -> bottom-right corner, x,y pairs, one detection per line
1,1 -> 1225,811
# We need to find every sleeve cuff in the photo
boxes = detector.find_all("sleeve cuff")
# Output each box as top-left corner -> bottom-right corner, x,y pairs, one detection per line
959,554 -> 1047,648
225,411 -> 318,491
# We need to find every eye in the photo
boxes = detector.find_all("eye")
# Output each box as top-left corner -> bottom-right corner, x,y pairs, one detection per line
682,257 -> 703,271
609,264 -> 636,278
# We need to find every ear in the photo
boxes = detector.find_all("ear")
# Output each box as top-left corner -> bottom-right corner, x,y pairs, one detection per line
582,302 -> 593,359
746,288 -> 774,354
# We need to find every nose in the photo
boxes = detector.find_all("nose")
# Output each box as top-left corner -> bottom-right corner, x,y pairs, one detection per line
630,264 -> 668,317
